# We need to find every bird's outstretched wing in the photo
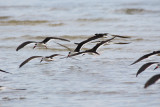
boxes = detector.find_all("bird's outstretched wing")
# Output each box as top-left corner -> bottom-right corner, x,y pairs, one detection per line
136,62 -> 159,77
131,51 -> 160,65
55,42 -> 72,52
49,54 -> 62,58
144,74 -> 160,88
68,51 -> 85,57
42,37 -> 70,43
111,35 -> 131,38
0,69 -> 12,74
90,36 -> 116,52
19,56 -> 42,68
16,41 -> 36,51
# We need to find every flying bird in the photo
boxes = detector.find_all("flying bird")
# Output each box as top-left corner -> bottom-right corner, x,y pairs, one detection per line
16,37 -> 70,51
0,69 -> 12,74
19,54 -> 62,68
131,50 -> 160,65
136,62 -> 159,77
68,36 -> 116,57
73,33 -> 108,53
144,74 -> 160,88
74,33 -> 129,53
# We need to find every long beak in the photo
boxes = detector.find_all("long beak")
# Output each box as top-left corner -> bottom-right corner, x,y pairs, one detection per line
67,52 -> 71,58
95,52 -> 100,55
33,46 -> 36,49
45,46 -> 48,49
154,65 -> 159,70
40,59 -> 43,63
67,54 -> 70,58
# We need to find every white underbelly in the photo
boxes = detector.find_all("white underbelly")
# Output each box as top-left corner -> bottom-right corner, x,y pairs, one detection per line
43,58 -> 54,62
37,43 -> 46,47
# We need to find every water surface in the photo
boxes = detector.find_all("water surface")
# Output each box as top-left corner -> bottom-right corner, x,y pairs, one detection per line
0,0 -> 160,107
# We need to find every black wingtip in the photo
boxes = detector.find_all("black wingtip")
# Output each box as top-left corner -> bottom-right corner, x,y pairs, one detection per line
19,65 -> 22,68
74,42 -> 79,45
130,62 -> 136,65
144,85 -> 147,88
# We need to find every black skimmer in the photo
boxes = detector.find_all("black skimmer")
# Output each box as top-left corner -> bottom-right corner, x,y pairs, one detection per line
144,74 -> 160,88
0,86 -> 26,91
68,36 -> 117,57
136,62 -> 160,77
19,54 -> 62,68
68,35 -> 130,57
131,50 -> 160,65
56,34 -> 130,57
73,33 -> 130,52
73,33 -> 108,52
16,37 -> 70,51
154,63 -> 160,70
0,69 -> 11,74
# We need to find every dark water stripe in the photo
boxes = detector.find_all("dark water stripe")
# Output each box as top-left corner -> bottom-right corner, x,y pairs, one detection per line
114,8 -> 160,15
0,20 -> 49,25
0,16 -> 11,20
76,18 -> 121,22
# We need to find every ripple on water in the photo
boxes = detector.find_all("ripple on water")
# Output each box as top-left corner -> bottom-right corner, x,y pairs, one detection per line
55,90 -> 125,96
0,16 -> 11,20
0,20 -> 49,26
114,8 -> 160,15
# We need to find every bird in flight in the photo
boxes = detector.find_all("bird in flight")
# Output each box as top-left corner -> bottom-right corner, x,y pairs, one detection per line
68,36 -> 117,57
73,33 -> 108,53
16,37 -> 70,51
131,50 -> 160,65
19,54 -> 63,68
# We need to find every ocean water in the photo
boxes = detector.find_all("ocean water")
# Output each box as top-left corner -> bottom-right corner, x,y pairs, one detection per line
0,0 -> 160,107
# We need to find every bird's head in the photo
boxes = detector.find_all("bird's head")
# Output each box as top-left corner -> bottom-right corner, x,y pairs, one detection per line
33,43 -> 37,49
67,51 -> 71,58
154,64 -> 160,70
40,58 -> 43,63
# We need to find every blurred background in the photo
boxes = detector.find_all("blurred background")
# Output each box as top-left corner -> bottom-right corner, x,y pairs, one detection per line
0,0 -> 160,107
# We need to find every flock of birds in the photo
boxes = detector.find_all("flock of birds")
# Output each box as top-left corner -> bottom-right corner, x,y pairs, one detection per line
131,51 -> 160,88
0,33 -> 160,91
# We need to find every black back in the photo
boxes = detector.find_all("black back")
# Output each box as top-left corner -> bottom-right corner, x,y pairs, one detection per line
136,62 -> 159,77
16,41 -> 36,51
19,56 -> 42,68
86,36 -> 116,53
144,74 -> 160,88
42,37 -> 70,43
0,69 -> 11,74
74,33 -> 108,52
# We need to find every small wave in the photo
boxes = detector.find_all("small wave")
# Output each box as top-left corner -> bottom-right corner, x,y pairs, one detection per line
0,16 -> 11,20
57,90 -> 123,95
115,8 -> 159,15
123,81 -> 137,85
1,37 -> 17,40
0,20 -> 48,25
0,5 -> 31,9
77,18 -> 120,22
48,23 -> 65,27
